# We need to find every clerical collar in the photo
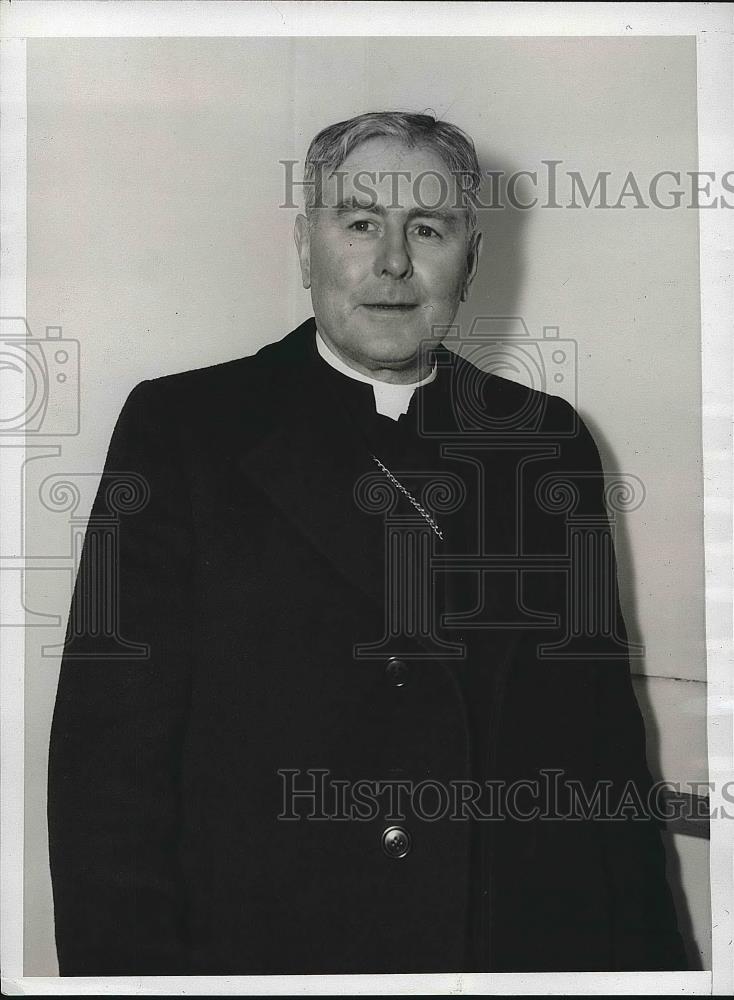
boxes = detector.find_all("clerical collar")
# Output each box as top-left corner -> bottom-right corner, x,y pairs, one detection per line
315,329 -> 437,421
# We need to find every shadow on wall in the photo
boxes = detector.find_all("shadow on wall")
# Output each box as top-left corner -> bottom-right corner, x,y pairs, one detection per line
632,673 -> 707,971
576,396 -> 704,972
454,147 -> 529,334
457,153 -> 704,972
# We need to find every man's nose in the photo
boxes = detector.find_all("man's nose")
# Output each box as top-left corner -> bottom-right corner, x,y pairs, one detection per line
374,226 -> 413,280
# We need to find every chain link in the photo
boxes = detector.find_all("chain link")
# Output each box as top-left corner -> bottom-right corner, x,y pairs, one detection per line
371,454 -> 444,541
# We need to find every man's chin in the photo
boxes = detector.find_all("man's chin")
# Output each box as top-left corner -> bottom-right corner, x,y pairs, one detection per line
355,309 -> 452,346
351,328 -> 429,365
352,315 -> 429,344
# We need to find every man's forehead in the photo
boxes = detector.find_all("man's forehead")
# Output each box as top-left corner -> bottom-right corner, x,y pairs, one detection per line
319,137 -> 464,214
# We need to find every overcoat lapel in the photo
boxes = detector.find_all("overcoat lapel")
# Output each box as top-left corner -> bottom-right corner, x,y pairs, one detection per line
240,318 -> 437,616
241,347 -> 389,614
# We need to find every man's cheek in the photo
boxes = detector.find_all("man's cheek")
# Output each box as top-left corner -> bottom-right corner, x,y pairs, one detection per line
319,249 -> 358,284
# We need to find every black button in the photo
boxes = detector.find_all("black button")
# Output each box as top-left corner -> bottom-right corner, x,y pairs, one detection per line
381,825 -> 412,859
385,657 -> 411,687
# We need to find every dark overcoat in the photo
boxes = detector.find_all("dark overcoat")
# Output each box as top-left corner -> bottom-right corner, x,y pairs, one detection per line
48,317 -> 687,974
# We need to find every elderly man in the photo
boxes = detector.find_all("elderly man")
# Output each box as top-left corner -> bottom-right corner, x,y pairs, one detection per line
48,111 -> 686,975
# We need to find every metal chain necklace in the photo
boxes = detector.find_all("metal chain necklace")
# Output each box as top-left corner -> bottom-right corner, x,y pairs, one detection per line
370,454 -> 444,541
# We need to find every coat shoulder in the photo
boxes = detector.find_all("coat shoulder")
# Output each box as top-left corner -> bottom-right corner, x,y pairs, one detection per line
121,319 -> 316,442
140,320 -> 313,402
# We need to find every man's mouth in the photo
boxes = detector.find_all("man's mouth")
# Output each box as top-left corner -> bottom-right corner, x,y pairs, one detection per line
361,303 -> 419,311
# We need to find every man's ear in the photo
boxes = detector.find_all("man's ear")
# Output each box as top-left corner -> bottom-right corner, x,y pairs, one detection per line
294,214 -> 311,290
460,229 -> 483,302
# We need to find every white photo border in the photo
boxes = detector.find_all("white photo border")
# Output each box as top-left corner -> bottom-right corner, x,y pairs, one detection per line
1,2 -> 731,995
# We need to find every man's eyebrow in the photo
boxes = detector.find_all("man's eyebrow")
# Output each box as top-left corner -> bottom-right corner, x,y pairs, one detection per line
334,197 -> 384,216
406,207 -> 461,229
333,198 -> 462,229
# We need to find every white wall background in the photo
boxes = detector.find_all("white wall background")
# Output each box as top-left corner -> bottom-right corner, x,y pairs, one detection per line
23,36 -> 708,973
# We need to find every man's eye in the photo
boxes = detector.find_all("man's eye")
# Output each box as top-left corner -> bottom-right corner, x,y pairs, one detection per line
415,224 -> 440,239
349,219 -> 377,233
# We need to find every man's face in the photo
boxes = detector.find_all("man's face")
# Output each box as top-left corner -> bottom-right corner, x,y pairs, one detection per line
294,137 -> 482,381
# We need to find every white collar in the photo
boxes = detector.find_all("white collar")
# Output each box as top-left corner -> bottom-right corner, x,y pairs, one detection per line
315,329 -> 437,421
